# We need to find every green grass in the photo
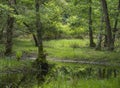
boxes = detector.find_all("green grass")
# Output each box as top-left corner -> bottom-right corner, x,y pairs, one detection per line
43,39 -> 120,62
0,58 -> 33,71
33,62 -> 120,88
40,77 -> 120,88
13,39 -> 37,52
0,38 -> 120,88
0,38 -> 120,62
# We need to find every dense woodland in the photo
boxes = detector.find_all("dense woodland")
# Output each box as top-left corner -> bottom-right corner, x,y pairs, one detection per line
0,0 -> 120,88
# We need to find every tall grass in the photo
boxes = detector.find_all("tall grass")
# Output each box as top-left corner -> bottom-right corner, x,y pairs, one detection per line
0,58 -> 119,88
41,77 -> 120,88
44,39 -> 120,62
0,58 -> 33,70
34,63 -> 120,88
1,38 -> 120,62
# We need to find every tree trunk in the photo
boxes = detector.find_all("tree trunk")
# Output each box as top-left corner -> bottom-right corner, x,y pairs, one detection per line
5,16 -> 14,56
113,0 -> 120,46
101,0 -> 113,50
88,0 -> 96,47
4,0 -> 16,56
35,0 -> 44,60
34,0 -> 48,84
33,33 -> 38,47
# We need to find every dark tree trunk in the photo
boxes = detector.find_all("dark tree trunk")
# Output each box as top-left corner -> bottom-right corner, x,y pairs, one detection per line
101,0 -> 113,50
88,0 -> 96,47
33,33 -> 38,47
4,0 -> 16,56
34,0 -> 48,84
5,16 -> 14,56
35,0 -> 44,60
113,0 -> 120,46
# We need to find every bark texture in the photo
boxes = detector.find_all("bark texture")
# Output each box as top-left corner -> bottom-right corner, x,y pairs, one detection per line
5,0 -> 16,56
101,0 -> 113,50
88,0 -> 96,47
35,0 -> 44,60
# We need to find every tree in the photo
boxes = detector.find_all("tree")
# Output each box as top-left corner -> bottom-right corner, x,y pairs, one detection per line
101,0 -> 113,50
35,0 -> 44,60
4,0 -> 16,56
88,0 -> 96,47
34,0 -> 48,83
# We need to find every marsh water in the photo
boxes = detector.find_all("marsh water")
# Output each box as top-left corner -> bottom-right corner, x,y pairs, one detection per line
0,64 -> 120,88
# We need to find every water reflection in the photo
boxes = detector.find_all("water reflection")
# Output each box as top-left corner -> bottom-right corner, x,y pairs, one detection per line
0,65 -> 120,88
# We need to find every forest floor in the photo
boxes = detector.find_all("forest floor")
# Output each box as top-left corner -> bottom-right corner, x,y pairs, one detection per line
0,38 -> 120,88
0,38 -> 120,69
0,39 -> 120,63
14,38 -> 120,62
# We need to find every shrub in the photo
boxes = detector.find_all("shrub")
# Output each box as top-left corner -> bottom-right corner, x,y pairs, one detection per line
16,51 -> 22,61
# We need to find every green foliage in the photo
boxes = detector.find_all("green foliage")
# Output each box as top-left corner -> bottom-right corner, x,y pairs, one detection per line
0,4 -> 14,12
44,39 -> 120,61
40,64 -> 120,88
42,77 -> 120,88
0,0 -> 119,39
0,38 -> 120,62
15,51 -> 22,61
0,58 -> 32,71
0,0 -> 120,87
69,42 -> 81,48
